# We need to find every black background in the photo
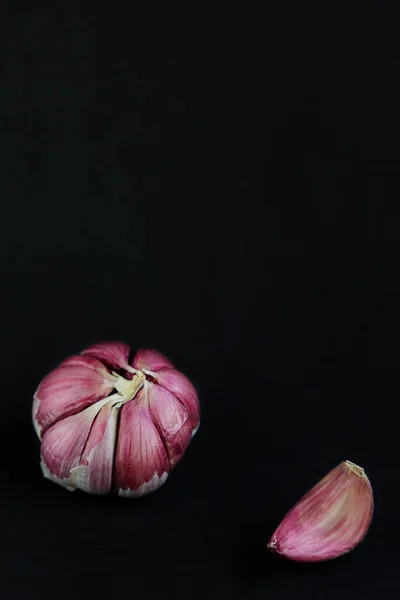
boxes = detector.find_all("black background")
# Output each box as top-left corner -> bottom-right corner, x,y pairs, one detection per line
1,4 -> 399,599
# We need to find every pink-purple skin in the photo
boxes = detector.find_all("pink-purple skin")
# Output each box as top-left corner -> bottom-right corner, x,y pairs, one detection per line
81,341 -> 134,373
33,342 -> 200,497
40,395 -> 118,492
113,397 -> 170,497
267,461 -> 374,562
33,355 -> 115,439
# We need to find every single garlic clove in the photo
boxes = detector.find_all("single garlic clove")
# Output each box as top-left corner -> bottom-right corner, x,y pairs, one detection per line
155,368 -> 200,433
69,396 -> 123,494
268,460 -> 374,562
147,382 -> 193,467
40,396 -> 114,490
33,355 -> 115,439
114,395 -> 170,497
82,341 -> 134,373
132,348 -> 174,372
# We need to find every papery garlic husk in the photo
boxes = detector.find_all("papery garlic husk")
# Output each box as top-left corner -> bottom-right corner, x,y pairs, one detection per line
267,460 -> 373,562
33,342 -> 200,497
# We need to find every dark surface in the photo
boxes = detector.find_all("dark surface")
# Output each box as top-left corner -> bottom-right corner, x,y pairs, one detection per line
1,4 -> 399,599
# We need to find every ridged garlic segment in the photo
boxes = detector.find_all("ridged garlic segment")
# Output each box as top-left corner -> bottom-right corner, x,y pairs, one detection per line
33,342 -> 200,497
268,461 -> 373,561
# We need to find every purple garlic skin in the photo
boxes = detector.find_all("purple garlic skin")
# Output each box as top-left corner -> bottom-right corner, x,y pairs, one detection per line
33,342 -> 200,497
268,460 -> 373,562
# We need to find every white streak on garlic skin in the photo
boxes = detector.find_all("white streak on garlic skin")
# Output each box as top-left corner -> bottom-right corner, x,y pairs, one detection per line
33,355 -> 115,438
69,398 -> 124,494
191,423 -> 200,438
142,368 -> 157,378
118,471 -> 169,498
40,458 -> 76,492
32,390 -> 42,440
39,395 -> 121,491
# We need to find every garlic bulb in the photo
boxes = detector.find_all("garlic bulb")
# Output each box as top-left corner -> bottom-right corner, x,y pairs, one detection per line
267,460 -> 373,561
33,342 -> 200,497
